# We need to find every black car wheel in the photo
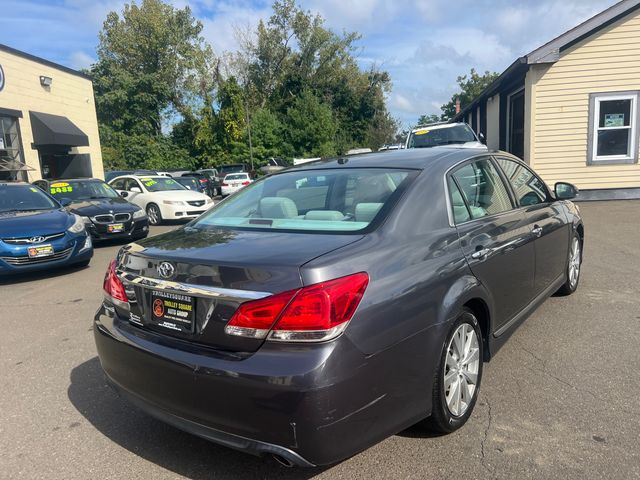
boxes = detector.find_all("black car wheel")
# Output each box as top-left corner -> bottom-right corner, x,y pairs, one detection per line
556,232 -> 582,296
146,203 -> 162,225
425,308 -> 483,434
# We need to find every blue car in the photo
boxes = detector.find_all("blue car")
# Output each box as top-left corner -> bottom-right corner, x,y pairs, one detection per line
0,182 -> 93,275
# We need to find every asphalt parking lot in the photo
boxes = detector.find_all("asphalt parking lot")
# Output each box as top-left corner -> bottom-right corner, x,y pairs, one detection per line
1,200 -> 639,480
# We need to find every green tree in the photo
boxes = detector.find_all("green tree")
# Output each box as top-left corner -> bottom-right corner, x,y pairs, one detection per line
285,90 -> 337,157
92,0 -> 214,169
441,68 -> 499,120
416,114 -> 441,126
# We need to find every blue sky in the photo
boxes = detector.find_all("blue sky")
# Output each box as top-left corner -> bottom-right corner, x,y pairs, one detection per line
0,0 -> 619,127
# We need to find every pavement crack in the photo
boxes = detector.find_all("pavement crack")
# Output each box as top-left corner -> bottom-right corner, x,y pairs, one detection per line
480,395 -> 497,479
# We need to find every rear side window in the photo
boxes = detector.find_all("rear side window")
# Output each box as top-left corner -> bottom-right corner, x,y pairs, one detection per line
451,159 -> 513,220
495,157 -> 549,206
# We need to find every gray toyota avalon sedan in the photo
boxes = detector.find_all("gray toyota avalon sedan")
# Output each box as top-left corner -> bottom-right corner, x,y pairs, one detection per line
95,148 -> 584,467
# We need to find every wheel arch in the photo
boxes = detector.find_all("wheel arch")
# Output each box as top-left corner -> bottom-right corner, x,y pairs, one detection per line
440,274 -> 494,361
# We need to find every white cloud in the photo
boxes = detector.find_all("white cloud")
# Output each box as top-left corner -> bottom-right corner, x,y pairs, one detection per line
68,51 -> 95,70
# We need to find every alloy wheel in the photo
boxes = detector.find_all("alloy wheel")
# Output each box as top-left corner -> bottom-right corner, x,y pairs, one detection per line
147,205 -> 160,225
444,323 -> 480,417
569,237 -> 581,289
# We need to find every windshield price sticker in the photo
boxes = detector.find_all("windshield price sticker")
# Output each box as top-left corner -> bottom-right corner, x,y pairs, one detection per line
415,129 -> 430,135
50,182 -> 73,195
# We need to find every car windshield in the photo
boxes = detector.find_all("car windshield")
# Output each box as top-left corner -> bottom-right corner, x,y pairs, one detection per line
139,177 -> 186,192
0,184 -> 58,213
47,180 -> 120,200
177,178 -> 200,190
226,174 -> 248,181
407,125 -> 477,148
192,168 -> 416,233
220,165 -> 245,174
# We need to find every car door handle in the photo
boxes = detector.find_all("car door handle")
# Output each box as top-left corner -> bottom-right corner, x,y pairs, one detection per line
471,248 -> 491,260
532,226 -> 543,237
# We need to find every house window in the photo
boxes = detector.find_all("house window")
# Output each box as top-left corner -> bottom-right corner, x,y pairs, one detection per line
588,92 -> 639,164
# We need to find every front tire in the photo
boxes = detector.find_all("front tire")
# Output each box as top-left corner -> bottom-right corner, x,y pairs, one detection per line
146,203 -> 162,226
424,308 -> 483,434
556,232 -> 582,296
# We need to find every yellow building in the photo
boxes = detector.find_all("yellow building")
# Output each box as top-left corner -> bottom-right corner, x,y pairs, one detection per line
0,44 -> 103,182
455,0 -> 640,200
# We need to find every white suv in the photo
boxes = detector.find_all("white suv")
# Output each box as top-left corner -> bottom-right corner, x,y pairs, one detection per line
405,122 -> 486,150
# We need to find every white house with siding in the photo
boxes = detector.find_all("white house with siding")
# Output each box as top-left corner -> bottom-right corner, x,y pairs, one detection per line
454,0 -> 640,199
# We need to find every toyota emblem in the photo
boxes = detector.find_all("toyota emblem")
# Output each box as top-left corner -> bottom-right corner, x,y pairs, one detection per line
28,236 -> 46,244
157,261 -> 176,279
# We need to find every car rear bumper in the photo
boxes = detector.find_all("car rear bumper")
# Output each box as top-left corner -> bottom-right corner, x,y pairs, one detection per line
94,305 -> 429,466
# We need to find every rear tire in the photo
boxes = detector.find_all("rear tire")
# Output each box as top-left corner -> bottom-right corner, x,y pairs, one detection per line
556,232 -> 582,296
146,203 -> 162,225
424,308 -> 483,434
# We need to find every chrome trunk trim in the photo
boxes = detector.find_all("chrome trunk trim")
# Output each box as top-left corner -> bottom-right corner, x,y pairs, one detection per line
117,271 -> 272,302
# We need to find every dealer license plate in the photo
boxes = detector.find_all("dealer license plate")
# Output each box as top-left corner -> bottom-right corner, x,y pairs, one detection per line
149,290 -> 195,333
27,244 -> 54,258
108,223 -> 124,233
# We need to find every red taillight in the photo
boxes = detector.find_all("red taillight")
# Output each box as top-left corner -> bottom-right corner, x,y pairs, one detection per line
222,182 -> 229,186
224,273 -> 368,342
199,179 -> 207,183
241,181 -> 250,186
103,259 -> 128,304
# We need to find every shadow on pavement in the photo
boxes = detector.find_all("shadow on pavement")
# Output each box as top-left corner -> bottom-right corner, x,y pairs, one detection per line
0,262 -> 90,285
68,357 -> 324,480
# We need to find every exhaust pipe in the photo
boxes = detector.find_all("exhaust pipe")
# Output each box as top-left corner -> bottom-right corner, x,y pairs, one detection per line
272,454 -> 295,468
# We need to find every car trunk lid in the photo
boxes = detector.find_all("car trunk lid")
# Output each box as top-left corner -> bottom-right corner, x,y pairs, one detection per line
115,227 -> 363,352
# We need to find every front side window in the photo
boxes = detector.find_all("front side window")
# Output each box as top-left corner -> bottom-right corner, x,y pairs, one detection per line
451,159 -> 513,220
192,168 -> 416,233
589,92 -> 638,163
495,157 -> 548,206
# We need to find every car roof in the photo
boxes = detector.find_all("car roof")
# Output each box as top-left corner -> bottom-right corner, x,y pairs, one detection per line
286,148 -> 506,175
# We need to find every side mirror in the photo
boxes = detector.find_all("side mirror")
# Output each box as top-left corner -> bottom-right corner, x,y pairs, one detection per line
120,191 -> 129,198
478,132 -> 486,144
555,182 -> 578,200
129,186 -> 142,193
59,198 -> 72,207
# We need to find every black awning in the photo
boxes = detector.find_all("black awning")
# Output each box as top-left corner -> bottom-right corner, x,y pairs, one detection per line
29,111 -> 89,147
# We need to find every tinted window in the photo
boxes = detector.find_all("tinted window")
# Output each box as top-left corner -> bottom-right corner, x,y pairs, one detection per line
495,157 -> 548,206
48,180 -> 120,200
193,168 -> 415,233
226,174 -> 249,181
177,178 -> 200,190
110,178 -> 126,190
0,184 -> 58,212
448,178 -> 471,224
451,159 -> 513,219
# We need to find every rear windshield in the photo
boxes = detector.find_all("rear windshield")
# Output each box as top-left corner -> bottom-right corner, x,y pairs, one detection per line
192,168 -> 416,233
177,178 -> 199,189
225,174 -> 249,181
407,125 -> 476,148
0,185 -> 58,213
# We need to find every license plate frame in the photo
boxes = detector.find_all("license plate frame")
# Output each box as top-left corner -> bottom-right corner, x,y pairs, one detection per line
27,244 -> 54,258
148,290 -> 195,333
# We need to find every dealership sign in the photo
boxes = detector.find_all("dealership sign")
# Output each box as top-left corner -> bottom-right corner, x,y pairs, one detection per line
0,64 -> 4,91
